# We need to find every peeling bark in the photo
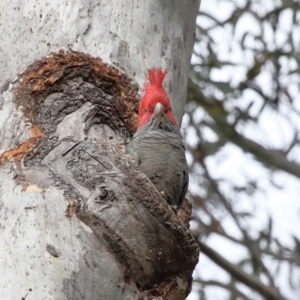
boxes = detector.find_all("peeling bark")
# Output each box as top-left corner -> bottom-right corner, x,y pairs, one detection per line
1,53 -> 198,299
0,1 -> 200,299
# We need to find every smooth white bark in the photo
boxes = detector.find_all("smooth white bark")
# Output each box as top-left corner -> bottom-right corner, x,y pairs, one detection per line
0,1 -> 200,299
0,0 -> 198,123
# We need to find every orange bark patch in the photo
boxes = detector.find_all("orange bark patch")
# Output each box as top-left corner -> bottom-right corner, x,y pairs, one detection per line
20,51 -> 124,93
0,125 -> 43,161
16,50 -> 139,134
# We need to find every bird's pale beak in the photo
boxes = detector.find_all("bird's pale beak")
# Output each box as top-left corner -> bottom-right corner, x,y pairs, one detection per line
154,102 -> 165,118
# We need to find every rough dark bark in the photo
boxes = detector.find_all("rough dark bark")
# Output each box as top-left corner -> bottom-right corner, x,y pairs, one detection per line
0,52 -> 199,299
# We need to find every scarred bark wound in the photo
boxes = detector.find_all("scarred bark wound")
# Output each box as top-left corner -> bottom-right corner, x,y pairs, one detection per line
4,51 -> 199,300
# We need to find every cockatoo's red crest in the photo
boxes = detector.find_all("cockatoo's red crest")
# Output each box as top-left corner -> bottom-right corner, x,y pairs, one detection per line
137,68 -> 177,128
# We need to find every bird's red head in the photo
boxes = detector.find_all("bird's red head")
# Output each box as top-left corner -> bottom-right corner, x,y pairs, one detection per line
137,68 -> 177,128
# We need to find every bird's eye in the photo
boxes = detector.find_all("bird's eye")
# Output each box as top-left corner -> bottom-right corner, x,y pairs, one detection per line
144,109 -> 148,113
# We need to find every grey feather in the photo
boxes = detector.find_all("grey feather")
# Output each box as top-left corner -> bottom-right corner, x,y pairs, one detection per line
127,111 -> 189,207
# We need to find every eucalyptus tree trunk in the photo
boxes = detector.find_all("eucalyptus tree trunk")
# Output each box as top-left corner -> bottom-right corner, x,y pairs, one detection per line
0,1 -> 200,299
